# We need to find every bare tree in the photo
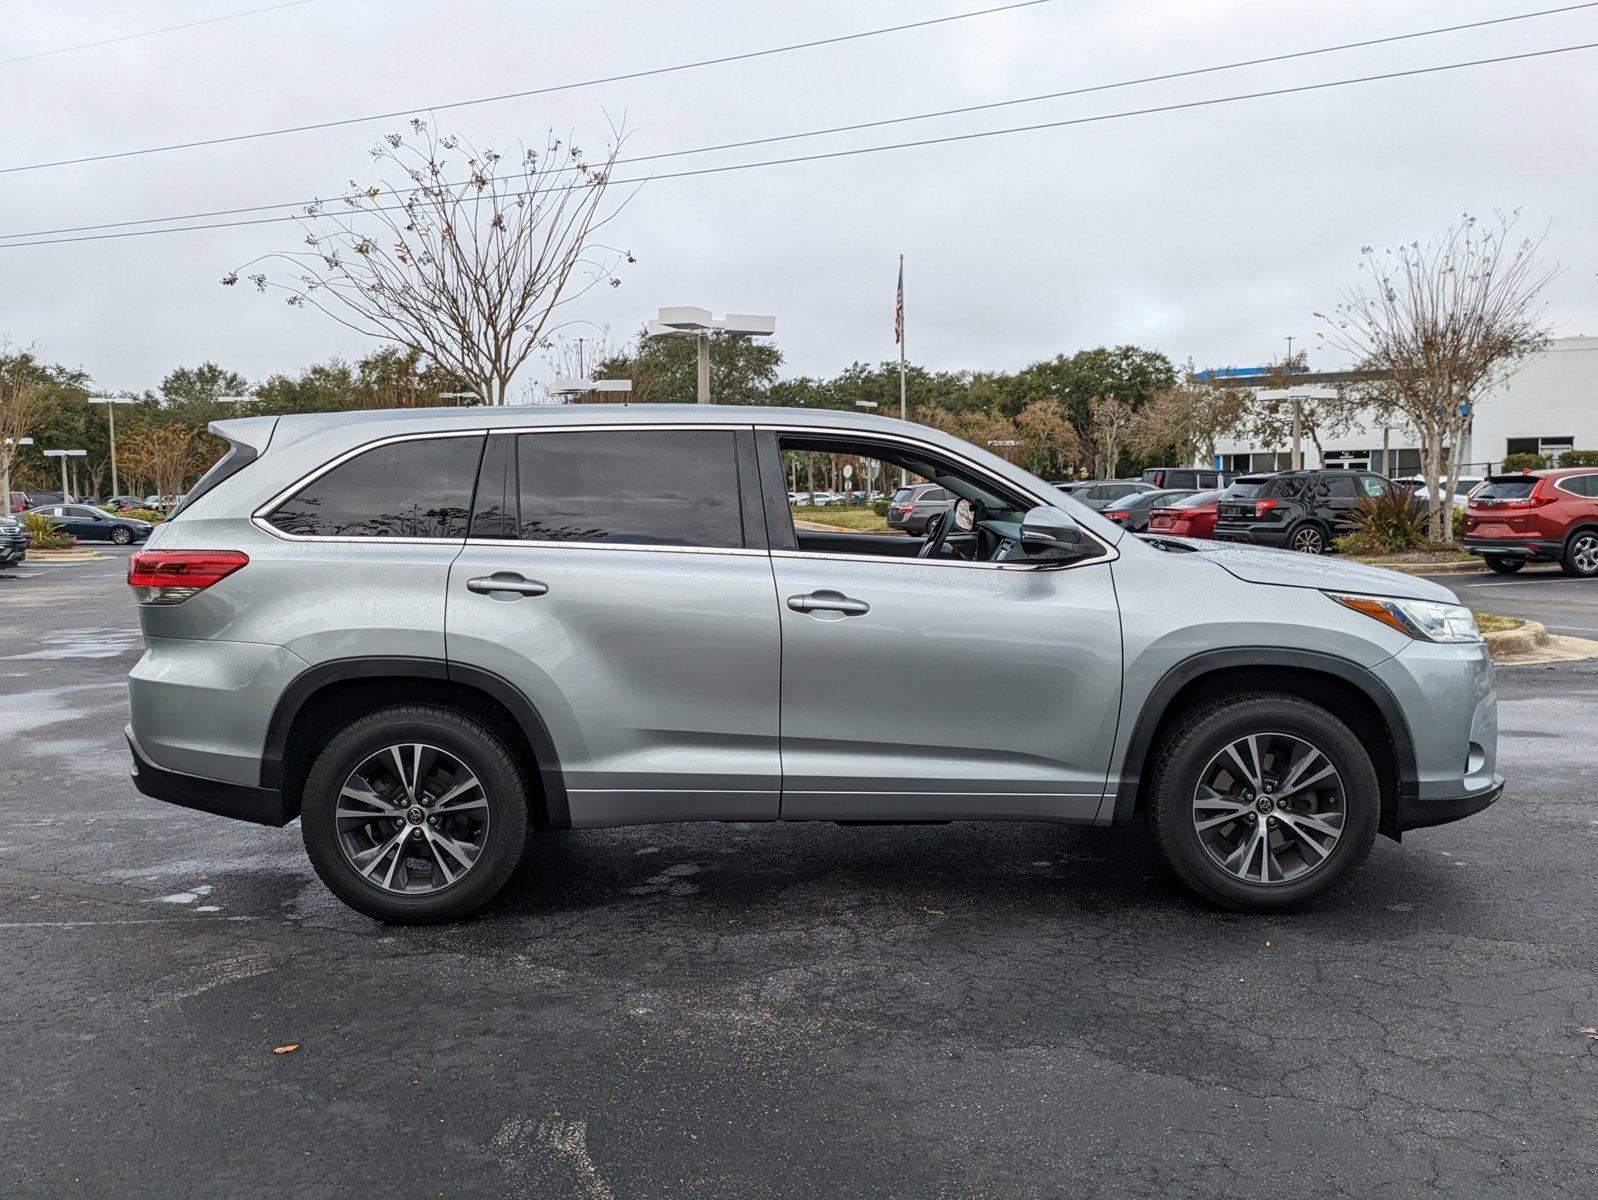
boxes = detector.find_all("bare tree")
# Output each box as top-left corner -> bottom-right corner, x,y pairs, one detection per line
1129,368 -> 1248,468
1086,395 -> 1135,477
228,122 -> 633,406
119,425 -> 201,501
0,365 -> 48,510
1319,212 -> 1557,542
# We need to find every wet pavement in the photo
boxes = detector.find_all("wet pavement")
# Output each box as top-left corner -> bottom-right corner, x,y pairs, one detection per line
3,551 -> 1596,1198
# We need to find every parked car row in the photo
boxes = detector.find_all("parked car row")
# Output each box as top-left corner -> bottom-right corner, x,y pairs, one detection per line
25,503 -> 154,544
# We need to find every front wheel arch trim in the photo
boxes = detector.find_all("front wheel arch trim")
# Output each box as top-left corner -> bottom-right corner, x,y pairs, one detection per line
1111,647 -> 1418,829
259,656 -> 570,830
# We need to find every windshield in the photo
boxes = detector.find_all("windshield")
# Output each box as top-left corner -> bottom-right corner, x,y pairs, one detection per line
1474,477 -> 1537,501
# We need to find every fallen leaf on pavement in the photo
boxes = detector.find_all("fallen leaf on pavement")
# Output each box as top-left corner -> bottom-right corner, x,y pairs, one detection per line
273,1044 -> 300,1055
1578,1027 -> 1598,1041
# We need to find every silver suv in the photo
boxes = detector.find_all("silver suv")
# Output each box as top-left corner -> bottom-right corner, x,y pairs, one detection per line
126,406 -> 1502,922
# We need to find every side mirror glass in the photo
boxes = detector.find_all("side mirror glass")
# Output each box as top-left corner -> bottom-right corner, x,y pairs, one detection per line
1020,505 -> 1093,562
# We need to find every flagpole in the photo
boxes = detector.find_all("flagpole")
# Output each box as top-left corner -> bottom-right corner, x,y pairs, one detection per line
897,253 -> 907,486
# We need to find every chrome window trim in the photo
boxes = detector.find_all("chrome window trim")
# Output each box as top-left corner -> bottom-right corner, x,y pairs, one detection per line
463,538 -> 766,557
1553,472 -> 1598,498
759,421 -> 1119,568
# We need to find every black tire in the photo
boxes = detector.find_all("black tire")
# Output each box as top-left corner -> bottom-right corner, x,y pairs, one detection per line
1483,555 -> 1525,575
301,704 -> 529,923
1287,522 -> 1328,555
109,526 -> 134,545
1560,530 -> 1598,578
1147,694 -> 1379,911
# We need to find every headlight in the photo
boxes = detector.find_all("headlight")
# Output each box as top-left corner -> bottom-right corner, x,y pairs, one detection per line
1328,593 -> 1482,644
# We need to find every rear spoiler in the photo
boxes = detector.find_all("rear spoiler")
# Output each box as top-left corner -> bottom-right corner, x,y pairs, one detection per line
168,415 -> 280,519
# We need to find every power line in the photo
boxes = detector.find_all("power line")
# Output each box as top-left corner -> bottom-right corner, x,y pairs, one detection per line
3,37 -> 1595,251
7,0 -> 1593,243
0,0 -> 319,67
0,0 -> 1057,176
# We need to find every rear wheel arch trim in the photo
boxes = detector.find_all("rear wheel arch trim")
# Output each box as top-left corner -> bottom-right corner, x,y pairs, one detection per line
1111,647 -> 1417,825
260,656 -> 570,830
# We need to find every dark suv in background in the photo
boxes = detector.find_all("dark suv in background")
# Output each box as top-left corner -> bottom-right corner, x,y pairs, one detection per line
1213,469 -> 1394,554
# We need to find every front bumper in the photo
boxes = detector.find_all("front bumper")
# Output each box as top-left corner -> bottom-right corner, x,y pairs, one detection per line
1393,777 -> 1503,832
126,726 -> 291,826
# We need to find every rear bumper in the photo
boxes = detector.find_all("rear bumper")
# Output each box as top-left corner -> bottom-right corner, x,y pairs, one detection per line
1213,524 -> 1290,548
126,726 -> 291,826
1463,538 -> 1561,559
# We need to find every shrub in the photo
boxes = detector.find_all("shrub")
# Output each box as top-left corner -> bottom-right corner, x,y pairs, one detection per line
1452,504 -> 1466,543
1501,452 -> 1545,472
871,499 -> 890,516
1558,449 -> 1598,467
22,511 -> 75,550
1340,487 -> 1428,554
99,505 -> 164,522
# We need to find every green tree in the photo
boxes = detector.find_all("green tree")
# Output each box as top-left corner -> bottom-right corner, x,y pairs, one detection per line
595,328 -> 782,405
1008,346 -> 1178,438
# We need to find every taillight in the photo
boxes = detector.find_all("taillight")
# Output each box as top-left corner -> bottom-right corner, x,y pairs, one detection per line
1102,509 -> 1131,521
1254,498 -> 1280,517
128,550 -> 248,605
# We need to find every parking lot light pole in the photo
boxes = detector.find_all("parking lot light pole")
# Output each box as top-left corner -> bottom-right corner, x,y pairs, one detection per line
548,379 -> 633,404
437,391 -> 478,406
646,307 -> 776,404
87,397 -> 135,498
42,448 -> 87,500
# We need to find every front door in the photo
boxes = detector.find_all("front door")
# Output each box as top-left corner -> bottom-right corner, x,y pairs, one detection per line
763,432 -> 1123,823
445,425 -> 782,828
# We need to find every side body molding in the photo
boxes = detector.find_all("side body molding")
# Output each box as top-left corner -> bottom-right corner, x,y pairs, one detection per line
259,656 -> 571,830
1109,646 -> 1419,828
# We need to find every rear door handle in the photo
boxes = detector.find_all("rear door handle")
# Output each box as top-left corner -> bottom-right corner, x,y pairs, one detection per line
787,591 -> 869,616
467,572 -> 549,598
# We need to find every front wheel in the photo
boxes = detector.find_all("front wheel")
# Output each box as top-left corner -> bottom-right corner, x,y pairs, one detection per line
1561,531 -> 1598,578
1483,555 -> 1525,575
1288,523 -> 1328,555
301,704 -> 529,923
1147,694 -> 1379,910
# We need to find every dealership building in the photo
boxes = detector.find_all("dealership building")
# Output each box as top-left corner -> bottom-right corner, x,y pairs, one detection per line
1207,335 -> 1598,477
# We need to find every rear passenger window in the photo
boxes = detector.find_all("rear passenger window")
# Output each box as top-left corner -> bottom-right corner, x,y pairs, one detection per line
268,435 -> 483,538
1321,475 -> 1357,498
516,430 -> 742,548
1558,474 -> 1598,498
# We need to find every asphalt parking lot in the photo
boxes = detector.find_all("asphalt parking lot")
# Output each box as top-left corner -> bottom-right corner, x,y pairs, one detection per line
1425,564 -> 1598,639
3,551 -> 1596,1199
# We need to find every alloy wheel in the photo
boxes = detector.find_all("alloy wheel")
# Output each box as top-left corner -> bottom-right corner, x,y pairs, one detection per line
111,527 -> 133,545
1192,732 -> 1345,885
1291,526 -> 1326,554
1572,534 -> 1598,576
334,743 -> 490,894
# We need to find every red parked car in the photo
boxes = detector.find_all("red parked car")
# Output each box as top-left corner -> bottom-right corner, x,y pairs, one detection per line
1464,468 -> 1598,576
1146,490 -> 1222,540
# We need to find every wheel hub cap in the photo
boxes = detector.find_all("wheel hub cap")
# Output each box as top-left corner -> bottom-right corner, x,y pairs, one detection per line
1192,732 -> 1345,886
334,742 -> 490,895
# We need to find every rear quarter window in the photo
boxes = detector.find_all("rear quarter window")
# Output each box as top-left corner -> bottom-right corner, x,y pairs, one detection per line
267,435 -> 483,538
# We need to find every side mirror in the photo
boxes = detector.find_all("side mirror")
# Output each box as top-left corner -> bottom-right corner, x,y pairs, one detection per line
1020,505 -> 1094,562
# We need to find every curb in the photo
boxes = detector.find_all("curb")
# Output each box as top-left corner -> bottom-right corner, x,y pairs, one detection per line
26,548 -> 105,564
1348,558 -> 1483,575
1486,620 -> 1598,667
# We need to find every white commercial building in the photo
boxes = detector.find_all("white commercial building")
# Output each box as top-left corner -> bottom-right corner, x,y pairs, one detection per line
1209,335 -> 1598,476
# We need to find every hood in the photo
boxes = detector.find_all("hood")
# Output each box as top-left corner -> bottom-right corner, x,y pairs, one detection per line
1140,536 -> 1458,603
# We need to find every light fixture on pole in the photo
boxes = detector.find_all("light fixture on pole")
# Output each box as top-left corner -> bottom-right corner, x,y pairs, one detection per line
548,379 -> 633,403
88,396 -> 136,497
437,391 -> 478,406
3,436 -> 34,515
645,307 -> 776,404
853,400 -> 879,409
42,448 -> 87,500
216,395 -> 254,405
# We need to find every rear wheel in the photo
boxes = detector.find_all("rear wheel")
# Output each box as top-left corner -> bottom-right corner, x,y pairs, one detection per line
1561,531 -> 1598,578
109,525 -> 134,545
1288,523 -> 1328,555
301,704 -> 529,923
1147,694 -> 1379,910
1483,555 -> 1526,575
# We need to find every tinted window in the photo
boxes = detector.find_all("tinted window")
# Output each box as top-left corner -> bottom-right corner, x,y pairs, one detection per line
1556,473 -> 1597,498
1223,479 -> 1267,499
1358,476 -> 1386,498
269,435 -> 482,538
1319,474 -> 1357,498
517,429 -> 742,547
1475,478 -> 1537,501
891,487 -> 915,503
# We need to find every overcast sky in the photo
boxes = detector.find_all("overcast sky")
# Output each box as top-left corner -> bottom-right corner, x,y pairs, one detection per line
3,0 -> 1595,397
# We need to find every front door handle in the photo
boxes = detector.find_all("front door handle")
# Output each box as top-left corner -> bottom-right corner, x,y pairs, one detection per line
467,572 -> 549,598
787,590 -> 869,616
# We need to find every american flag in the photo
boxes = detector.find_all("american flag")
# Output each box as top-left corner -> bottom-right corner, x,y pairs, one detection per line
894,256 -> 904,346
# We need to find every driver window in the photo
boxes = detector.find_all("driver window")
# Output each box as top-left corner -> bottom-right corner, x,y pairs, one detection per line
776,437 -> 1026,564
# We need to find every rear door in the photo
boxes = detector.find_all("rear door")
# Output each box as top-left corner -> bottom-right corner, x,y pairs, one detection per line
445,424 -> 782,828
1317,473 -> 1361,533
